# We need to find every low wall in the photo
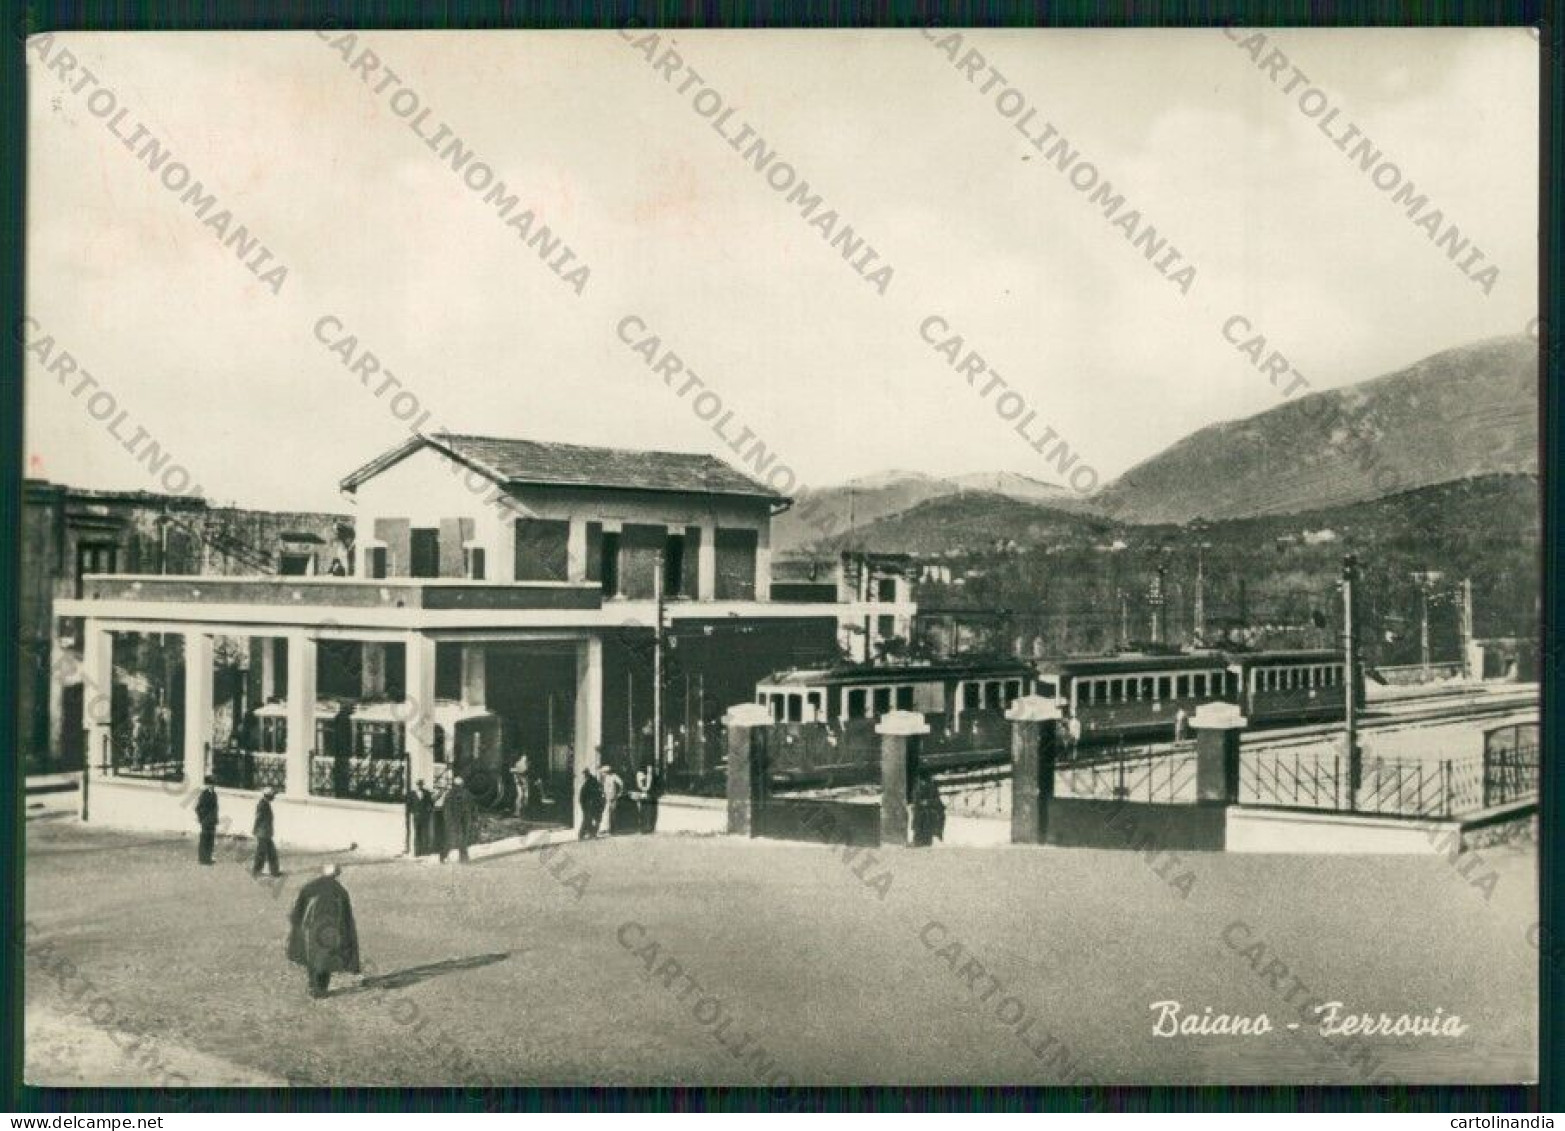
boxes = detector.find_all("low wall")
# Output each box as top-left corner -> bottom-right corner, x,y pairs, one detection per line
943,814 -> 1010,848
1225,806 -> 1464,854
87,775 -> 406,855
656,793 -> 727,836
1044,797 -> 1228,852
755,796 -> 880,846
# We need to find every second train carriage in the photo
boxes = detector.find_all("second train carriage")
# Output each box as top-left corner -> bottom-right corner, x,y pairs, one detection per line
754,658 -> 1035,726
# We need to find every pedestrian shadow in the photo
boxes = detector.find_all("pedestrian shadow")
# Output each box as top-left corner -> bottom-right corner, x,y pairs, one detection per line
339,952 -> 511,994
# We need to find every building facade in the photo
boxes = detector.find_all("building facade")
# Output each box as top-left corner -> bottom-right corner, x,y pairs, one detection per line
21,479 -> 349,771
54,435 -> 849,852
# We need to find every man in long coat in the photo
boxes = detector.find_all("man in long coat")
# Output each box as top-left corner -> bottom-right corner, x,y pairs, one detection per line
577,767 -> 604,840
909,773 -> 946,848
251,788 -> 281,877
287,864 -> 360,998
195,777 -> 219,865
405,779 -> 435,856
440,776 -> 475,863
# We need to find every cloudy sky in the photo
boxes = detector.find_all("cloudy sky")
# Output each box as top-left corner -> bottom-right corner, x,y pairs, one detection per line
24,27 -> 1537,512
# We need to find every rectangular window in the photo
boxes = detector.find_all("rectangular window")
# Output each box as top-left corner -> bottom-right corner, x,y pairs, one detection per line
714,527 -> 759,600
1176,674 -> 1190,698
1157,676 -> 1171,700
847,688 -> 868,719
962,683 -> 981,711
599,531 -> 621,596
1004,679 -> 1021,705
75,544 -> 119,597
514,519 -> 570,582
410,528 -> 441,578
876,578 -> 897,602
279,551 -> 315,576
465,546 -> 486,580
872,687 -> 892,715
663,533 -> 685,597
806,691 -> 823,720
771,696 -> 786,722
895,686 -> 915,710
877,614 -> 896,639
620,524 -> 666,599
1141,677 -> 1155,700
586,522 -> 604,583
787,695 -> 804,723
366,546 -> 388,579
984,682 -> 1002,710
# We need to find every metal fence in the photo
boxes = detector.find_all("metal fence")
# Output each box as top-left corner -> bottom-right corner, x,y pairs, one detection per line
110,726 -> 183,782
1239,744 -> 1348,811
1053,742 -> 1199,804
310,754 -> 407,803
1484,722 -> 1539,807
208,744 -> 287,792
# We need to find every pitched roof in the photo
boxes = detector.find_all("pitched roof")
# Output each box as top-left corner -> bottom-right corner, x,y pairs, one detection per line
340,433 -> 785,502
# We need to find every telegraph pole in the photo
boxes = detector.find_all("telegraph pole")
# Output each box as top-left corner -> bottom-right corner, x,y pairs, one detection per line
654,550 -> 665,783
1409,569 -> 1444,681
1342,553 -> 1361,806
1460,577 -> 1475,678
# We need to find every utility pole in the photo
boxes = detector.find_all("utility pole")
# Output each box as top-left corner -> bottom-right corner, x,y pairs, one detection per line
1118,589 -> 1129,650
1409,570 -> 1444,681
1148,555 -> 1168,646
1460,577 -> 1475,679
654,550 -> 665,782
1342,554 -> 1361,807
1188,517 -> 1210,648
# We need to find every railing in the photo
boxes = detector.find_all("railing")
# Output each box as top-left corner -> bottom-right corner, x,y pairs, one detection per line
1054,742 -> 1198,804
310,754 -> 407,803
110,726 -> 183,782
1483,722 -> 1539,807
1239,745 -> 1347,811
209,744 -> 287,792
1356,757 -> 1473,818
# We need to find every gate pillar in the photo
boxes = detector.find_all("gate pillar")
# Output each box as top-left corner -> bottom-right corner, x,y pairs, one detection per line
1192,702 -> 1247,804
876,710 -> 929,847
725,703 -> 772,837
1007,695 -> 1062,844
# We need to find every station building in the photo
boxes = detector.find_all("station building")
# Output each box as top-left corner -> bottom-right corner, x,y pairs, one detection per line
55,434 -> 848,852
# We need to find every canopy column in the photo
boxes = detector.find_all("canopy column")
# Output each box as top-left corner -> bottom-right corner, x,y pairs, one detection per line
183,631 -> 214,784
284,631 -> 317,795
404,632 -> 438,785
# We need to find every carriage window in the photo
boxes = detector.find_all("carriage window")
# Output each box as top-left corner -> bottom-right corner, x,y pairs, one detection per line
873,687 -> 892,715
806,691 -> 823,720
757,691 -> 767,704
847,689 -> 868,719
1125,679 -> 1138,702
1176,675 -> 1189,697
984,682 -> 1002,710
962,682 -> 981,711
1140,677 -> 1154,700
1004,680 -> 1021,705
771,696 -> 786,722
787,695 -> 803,723
1157,676 -> 1171,700
896,686 -> 915,710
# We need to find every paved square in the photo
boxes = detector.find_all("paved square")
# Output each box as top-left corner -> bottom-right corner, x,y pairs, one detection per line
24,812 -> 1536,1087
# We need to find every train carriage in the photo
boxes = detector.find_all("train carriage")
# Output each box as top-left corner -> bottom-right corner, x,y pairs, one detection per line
754,658 -> 1034,727
1037,653 -> 1233,743
1227,649 -> 1358,727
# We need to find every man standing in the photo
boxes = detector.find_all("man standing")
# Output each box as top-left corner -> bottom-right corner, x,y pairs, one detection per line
577,767 -> 604,840
1066,711 -> 1083,757
195,776 -> 219,865
510,754 -> 531,817
634,763 -> 661,835
440,776 -> 475,864
599,764 -> 625,837
1173,706 -> 1190,743
251,788 -> 281,877
405,779 -> 435,856
287,864 -> 360,999
909,773 -> 946,848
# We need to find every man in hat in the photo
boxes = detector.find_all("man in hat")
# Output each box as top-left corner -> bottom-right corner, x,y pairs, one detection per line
195,776 -> 219,865
577,767 -> 604,840
440,776 -> 475,863
251,788 -> 282,877
287,864 -> 360,999
405,779 -> 435,857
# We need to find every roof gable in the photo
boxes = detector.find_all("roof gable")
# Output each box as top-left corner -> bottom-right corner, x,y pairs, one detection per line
341,433 -> 785,502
